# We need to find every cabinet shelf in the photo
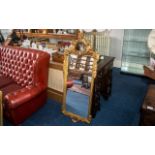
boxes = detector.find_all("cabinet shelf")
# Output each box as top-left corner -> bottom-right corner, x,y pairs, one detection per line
123,52 -> 150,58
121,62 -> 145,75
122,55 -> 149,65
123,38 -> 148,43
121,66 -> 144,75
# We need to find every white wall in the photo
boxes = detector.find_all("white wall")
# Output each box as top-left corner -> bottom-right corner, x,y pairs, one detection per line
109,29 -> 124,68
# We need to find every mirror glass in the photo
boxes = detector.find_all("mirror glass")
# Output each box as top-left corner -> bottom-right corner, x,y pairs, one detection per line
66,54 -> 94,118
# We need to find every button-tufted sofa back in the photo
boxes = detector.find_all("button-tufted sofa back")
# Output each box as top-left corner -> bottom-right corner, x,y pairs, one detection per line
0,46 -> 50,87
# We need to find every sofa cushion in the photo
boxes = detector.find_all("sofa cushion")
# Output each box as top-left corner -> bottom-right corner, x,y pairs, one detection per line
1,82 -> 23,98
0,75 -> 14,88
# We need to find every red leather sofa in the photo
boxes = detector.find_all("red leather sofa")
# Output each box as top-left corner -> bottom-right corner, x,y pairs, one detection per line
0,46 -> 50,125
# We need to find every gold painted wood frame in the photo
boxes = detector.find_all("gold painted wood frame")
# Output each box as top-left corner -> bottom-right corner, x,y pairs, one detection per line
62,36 -> 99,123
0,91 -> 3,126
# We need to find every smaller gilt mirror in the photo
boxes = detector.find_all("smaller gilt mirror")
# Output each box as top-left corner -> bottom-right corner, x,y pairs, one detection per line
62,35 -> 99,123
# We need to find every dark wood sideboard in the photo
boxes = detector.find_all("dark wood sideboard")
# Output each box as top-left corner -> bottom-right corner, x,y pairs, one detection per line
91,56 -> 115,118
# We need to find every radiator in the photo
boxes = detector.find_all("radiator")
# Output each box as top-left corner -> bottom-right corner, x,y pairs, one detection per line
84,30 -> 110,56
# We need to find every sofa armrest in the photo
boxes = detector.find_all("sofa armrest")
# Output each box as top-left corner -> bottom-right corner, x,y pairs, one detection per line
5,84 -> 46,109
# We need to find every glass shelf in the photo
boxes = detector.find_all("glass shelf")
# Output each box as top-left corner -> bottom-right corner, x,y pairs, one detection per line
121,62 -> 145,75
121,65 -> 144,75
124,53 -> 150,58
122,41 -> 149,54
122,55 -> 149,65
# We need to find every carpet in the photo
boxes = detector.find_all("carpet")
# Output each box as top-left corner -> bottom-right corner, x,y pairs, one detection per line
4,68 -> 149,126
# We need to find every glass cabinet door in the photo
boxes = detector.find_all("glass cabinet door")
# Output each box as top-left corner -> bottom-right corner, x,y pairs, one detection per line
121,29 -> 151,75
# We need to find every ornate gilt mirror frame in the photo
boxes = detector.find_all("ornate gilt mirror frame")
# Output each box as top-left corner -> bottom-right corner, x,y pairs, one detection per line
62,34 -> 99,123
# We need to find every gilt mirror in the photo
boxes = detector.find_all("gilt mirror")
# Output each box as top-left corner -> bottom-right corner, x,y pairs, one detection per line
62,36 -> 99,123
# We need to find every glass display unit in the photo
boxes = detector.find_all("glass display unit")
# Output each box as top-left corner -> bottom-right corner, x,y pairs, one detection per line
121,29 -> 151,75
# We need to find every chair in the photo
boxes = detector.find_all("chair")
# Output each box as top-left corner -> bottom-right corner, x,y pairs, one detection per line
0,46 -> 50,125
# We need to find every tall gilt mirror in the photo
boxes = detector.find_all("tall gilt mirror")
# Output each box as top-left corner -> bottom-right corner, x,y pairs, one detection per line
62,35 -> 99,123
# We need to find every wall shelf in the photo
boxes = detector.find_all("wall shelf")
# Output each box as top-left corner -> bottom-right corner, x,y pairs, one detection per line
16,32 -> 78,40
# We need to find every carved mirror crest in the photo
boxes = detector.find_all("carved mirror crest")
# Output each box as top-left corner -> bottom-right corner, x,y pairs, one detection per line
62,36 -> 99,123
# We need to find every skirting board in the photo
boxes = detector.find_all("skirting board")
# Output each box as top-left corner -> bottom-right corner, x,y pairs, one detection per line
47,88 -> 63,104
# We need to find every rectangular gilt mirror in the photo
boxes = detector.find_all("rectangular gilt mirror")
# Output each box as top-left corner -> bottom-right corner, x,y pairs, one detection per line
62,33 -> 99,123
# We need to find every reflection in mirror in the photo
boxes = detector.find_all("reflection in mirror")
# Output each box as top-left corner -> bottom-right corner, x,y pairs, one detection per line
75,42 -> 86,52
66,55 -> 93,118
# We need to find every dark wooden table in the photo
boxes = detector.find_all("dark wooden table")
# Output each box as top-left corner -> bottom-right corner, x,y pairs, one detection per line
91,56 -> 115,118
